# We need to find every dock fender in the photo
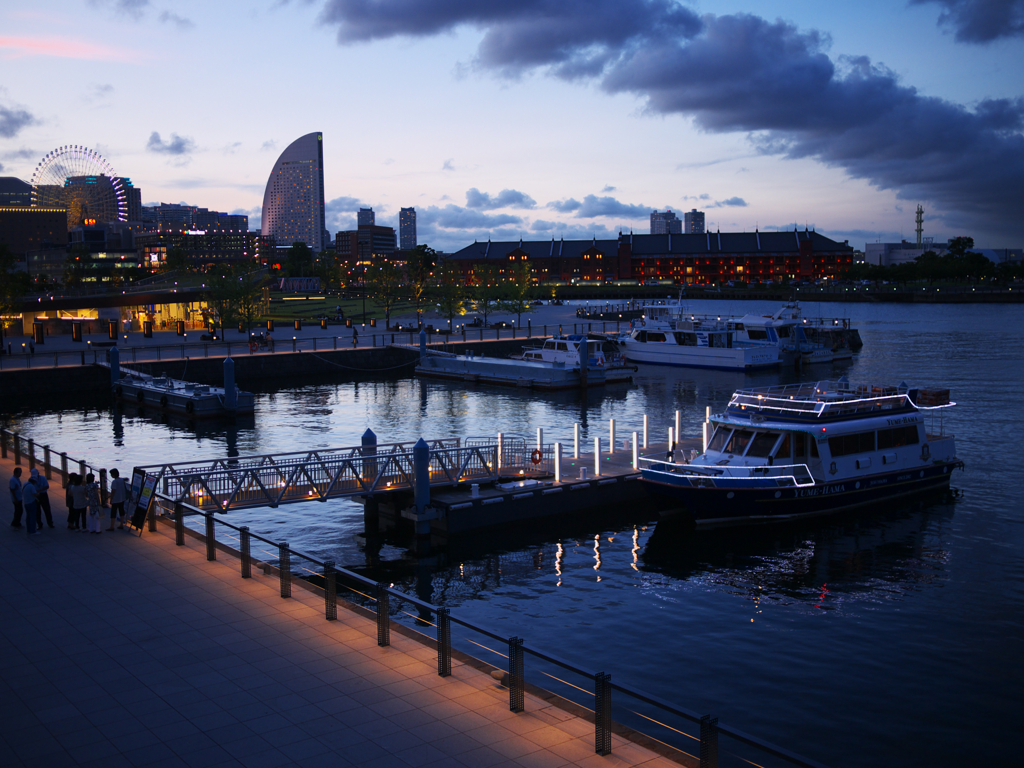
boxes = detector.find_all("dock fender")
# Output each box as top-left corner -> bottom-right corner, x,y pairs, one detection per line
159,395 -> 168,408
136,390 -> 144,403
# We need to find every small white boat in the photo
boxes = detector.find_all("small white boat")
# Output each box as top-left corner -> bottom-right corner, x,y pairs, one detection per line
114,372 -> 254,417
727,304 -> 837,366
511,335 -> 635,383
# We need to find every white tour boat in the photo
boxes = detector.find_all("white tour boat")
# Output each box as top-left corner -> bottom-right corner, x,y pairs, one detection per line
511,335 -> 635,383
640,379 -> 962,526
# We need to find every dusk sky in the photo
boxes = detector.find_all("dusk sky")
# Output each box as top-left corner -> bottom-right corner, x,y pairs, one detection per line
2,0 -> 1022,252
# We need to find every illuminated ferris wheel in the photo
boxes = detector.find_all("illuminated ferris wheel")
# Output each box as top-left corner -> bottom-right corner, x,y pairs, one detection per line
31,145 -> 127,230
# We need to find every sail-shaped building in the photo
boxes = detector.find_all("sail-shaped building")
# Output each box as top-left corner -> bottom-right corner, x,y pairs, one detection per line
261,132 -> 325,252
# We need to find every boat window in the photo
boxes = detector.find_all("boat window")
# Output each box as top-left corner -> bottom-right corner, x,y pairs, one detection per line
636,330 -> 647,343
777,327 -> 791,338
747,329 -> 768,341
794,433 -> 806,458
556,342 -> 568,351
674,332 -> 698,346
707,427 -> 731,452
877,425 -> 920,449
775,433 -> 791,460
747,431 -> 781,458
646,332 -> 667,343
828,431 -> 875,457
724,429 -> 754,455
810,438 -> 819,458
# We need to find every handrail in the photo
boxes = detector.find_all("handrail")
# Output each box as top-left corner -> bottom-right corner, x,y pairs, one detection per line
149,491 -> 833,768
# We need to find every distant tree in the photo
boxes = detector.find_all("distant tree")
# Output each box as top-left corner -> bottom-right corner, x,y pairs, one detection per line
234,267 -> 269,336
433,260 -> 466,331
203,267 -> 238,339
314,253 -> 345,294
163,246 -> 191,274
366,261 -> 403,328
406,244 -> 437,315
286,242 -> 313,278
499,261 -> 535,326
0,244 -> 26,345
62,247 -> 90,289
472,264 -> 502,326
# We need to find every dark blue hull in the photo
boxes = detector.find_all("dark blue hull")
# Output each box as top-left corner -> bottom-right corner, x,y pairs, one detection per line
641,461 -> 963,527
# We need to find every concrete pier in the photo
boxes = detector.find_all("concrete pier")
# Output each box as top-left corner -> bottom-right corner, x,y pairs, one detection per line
0,451 -> 682,768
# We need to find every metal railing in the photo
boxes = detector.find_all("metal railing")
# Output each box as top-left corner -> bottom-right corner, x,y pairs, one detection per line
640,458 -> 816,486
149,493 -> 831,768
0,428 -> 110,503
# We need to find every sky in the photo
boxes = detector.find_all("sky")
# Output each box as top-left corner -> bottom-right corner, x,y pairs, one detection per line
1,0 -> 1022,253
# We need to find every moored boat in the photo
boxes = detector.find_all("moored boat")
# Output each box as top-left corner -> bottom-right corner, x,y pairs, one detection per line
113,371 -> 255,417
511,334 -> 635,383
621,313 -> 781,370
640,379 -> 963,526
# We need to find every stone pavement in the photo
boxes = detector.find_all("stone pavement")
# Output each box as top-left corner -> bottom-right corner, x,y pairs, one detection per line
0,454 -> 681,768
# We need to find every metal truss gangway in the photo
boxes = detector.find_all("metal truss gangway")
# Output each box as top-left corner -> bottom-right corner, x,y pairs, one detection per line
134,436 -> 543,513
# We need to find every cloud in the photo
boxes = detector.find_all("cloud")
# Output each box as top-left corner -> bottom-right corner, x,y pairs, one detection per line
442,158 -> 455,171
159,10 -> 195,29
260,140 -> 277,152
601,185 -> 616,192
146,131 -> 195,155
910,0 -> 1024,42
0,102 -> 36,139
426,205 -> 522,229
710,197 -> 748,208
547,194 -> 649,218
465,187 -> 536,209
89,0 -> 149,19
0,147 -> 38,162
314,4 -> 1024,243
0,36 -> 137,61
92,83 -> 114,98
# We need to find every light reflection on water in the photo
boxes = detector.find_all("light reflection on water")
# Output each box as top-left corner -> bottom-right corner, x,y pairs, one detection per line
3,299 -> 1023,767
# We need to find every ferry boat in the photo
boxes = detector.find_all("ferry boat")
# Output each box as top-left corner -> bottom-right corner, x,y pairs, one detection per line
640,379 -> 962,526
511,335 -> 635,383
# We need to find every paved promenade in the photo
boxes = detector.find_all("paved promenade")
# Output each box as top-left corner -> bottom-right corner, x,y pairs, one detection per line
0,454 -> 679,768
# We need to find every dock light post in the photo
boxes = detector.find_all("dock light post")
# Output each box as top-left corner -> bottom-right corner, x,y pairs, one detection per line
609,419 -> 615,454
643,414 -> 649,448
632,432 -> 639,470
554,443 -> 562,483
668,428 -> 674,461
594,437 -> 601,477
676,410 -> 681,447
574,423 -> 580,458
536,428 -> 543,453
497,432 -> 504,471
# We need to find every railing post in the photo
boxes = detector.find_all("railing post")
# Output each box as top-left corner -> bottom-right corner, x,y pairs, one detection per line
437,607 -> 451,677
28,440 -> 36,471
99,468 -> 108,506
0,429 -> 6,459
700,715 -> 719,768
60,453 -> 67,485
595,672 -> 612,755
13,433 -> 21,466
240,526 -> 251,578
324,560 -> 337,620
43,445 -> 51,480
508,636 -> 525,712
279,542 -> 291,598
205,512 -> 216,561
174,503 -> 184,545
376,582 -> 390,646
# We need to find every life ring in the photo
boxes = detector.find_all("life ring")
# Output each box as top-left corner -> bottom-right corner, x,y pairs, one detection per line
185,401 -> 195,415
136,390 -> 144,403
159,395 -> 168,408
530,449 -> 543,465
115,385 -> 123,397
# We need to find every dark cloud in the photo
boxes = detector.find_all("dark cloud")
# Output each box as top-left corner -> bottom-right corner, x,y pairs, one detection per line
146,131 -> 195,155
159,10 -> 195,29
576,194 -> 649,218
325,196 -> 371,232
548,198 -> 581,213
466,188 -> 536,209
442,158 -> 456,171
601,185 -> 616,192
710,197 -> 748,208
318,0 -> 701,78
0,147 -> 37,162
910,0 -> 1024,42
427,205 -> 522,229
0,103 -> 37,139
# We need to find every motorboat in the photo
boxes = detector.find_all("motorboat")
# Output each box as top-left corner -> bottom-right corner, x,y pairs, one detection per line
727,304 -> 837,366
113,371 -> 255,417
640,379 -> 962,526
511,335 -> 635,384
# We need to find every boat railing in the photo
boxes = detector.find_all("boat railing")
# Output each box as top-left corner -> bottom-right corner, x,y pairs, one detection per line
640,458 -> 816,486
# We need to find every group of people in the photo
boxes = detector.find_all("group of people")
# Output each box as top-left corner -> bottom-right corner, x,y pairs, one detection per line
9,466 -> 129,535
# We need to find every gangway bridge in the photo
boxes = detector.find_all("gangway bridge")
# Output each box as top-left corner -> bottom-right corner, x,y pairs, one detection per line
135,434 -> 548,513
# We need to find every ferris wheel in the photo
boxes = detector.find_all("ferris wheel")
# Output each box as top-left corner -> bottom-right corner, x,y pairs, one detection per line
31,145 -> 127,229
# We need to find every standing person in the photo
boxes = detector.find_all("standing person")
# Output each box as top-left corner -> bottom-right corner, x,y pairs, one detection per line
108,468 -> 127,531
70,473 -> 87,531
8,467 -> 23,528
84,473 -> 103,534
30,468 -> 53,528
22,475 -> 40,535
352,327 -> 358,347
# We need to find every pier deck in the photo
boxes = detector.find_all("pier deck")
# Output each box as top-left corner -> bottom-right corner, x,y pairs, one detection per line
0,453 -> 679,768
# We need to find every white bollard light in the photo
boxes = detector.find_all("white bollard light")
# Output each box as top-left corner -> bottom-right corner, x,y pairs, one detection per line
643,414 -> 649,448
594,436 -> 601,477
554,442 -> 562,483
537,427 -> 543,453
609,419 -> 615,455
497,432 -> 504,470
675,410 -> 681,447
574,422 -> 580,458
668,427 -> 674,461
632,431 -> 639,470
703,422 -> 710,452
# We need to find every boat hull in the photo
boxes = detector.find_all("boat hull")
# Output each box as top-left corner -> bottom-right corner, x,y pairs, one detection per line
641,460 -> 962,527
114,381 -> 255,417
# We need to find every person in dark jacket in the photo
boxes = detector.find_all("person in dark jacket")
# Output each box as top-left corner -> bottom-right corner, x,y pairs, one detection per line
9,467 -> 23,528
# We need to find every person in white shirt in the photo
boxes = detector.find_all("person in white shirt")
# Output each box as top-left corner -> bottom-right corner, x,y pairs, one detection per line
108,468 -> 128,530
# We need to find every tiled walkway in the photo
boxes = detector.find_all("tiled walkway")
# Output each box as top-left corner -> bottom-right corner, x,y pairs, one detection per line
0,455 -> 679,768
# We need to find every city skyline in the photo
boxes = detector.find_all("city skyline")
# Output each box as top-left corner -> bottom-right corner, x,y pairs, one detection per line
1,1 -> 1022,252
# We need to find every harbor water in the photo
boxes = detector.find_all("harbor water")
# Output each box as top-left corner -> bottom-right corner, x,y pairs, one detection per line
3,300 -> 1022,767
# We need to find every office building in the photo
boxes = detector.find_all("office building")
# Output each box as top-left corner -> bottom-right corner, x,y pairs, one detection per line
650,210 -> 681,235
261,132 -> 326,252
400,207 -> 417,250
0,177 -> 33,207
684,209 -> 705,234
357,207 -> 375,227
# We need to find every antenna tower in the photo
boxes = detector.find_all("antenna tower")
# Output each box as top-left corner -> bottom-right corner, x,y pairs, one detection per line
915,205 -> 924,247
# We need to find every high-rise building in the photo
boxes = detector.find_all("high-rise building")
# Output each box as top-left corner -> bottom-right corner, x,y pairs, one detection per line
684,209 -> 705,234
0,177 -> 33,207
357,207 -> 375,227
261,132 -> 326,252
400,207 -> 417,250
650,210 -> 681,235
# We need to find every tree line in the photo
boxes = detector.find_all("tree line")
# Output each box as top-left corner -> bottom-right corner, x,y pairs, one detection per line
845,237 -> 1023,284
